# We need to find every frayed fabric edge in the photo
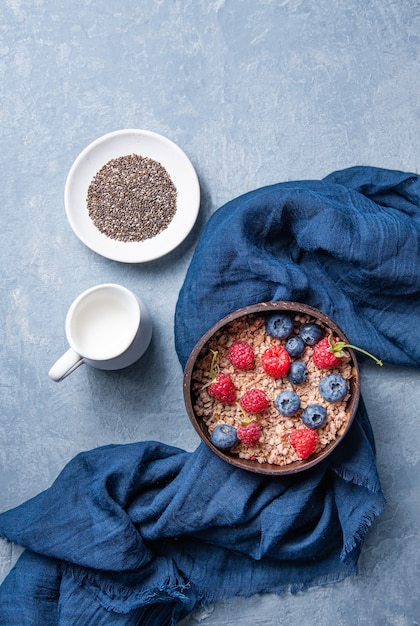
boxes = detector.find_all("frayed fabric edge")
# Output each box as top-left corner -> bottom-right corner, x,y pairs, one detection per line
331,464 -> 384,494
65,556 -> 359,624
66,563 -> 192,615
340,498 -> 386,561
330,465 -> 386,560
189,561 -> 358,616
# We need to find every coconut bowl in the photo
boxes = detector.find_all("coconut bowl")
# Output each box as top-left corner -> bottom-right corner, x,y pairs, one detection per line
183,301 -> 360,475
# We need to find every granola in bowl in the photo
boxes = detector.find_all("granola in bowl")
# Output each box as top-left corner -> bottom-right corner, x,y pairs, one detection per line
183,302 -> 361,475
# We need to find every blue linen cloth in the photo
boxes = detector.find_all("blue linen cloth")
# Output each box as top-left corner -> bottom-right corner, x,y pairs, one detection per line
0,166 -> 419,624
175,166 -> 420,369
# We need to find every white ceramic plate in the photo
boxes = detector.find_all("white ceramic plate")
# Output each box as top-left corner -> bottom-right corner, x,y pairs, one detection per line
64,129 -> 200,263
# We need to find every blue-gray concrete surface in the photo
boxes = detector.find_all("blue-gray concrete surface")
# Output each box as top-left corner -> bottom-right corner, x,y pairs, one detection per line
1,1 -> 419,624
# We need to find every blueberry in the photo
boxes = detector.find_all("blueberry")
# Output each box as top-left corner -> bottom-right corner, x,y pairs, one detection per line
287,361 -> 308,385
319,373 -> 348,403
301,404 -> 327,429
299,322 -> 324,346
265,313 -> 294,339
275,390 -> 301,416
285,335 -> 305,358
210,424 -> 238,450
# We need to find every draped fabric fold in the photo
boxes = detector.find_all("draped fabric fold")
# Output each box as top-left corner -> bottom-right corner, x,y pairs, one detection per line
1,166 -> 419,624
175,166 -> 420,370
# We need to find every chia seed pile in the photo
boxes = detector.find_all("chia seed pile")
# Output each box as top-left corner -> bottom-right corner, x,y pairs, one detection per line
87,154 -> 177,242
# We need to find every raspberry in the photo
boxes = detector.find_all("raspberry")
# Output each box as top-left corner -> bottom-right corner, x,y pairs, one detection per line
207,373 -> 236,404
261,345 -> 290,378
228,341 -> 255,370
313,335 -> 383,368
240,389 -> 268,414
289,428 -> 318,459
312,336 -> 342,368
237,421 -> 262,447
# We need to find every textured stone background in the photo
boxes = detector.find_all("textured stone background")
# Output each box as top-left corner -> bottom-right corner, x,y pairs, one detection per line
0,1 -> 419,624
